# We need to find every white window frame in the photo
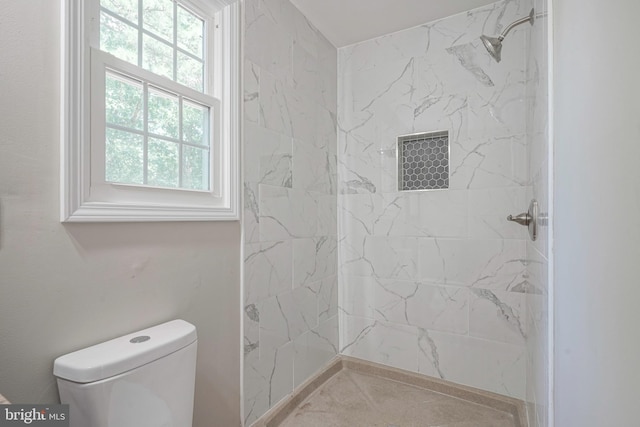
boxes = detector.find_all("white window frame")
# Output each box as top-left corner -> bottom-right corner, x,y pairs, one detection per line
61,0 -> 240,221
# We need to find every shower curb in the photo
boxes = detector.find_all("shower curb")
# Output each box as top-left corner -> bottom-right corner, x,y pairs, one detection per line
250,355 -> 527,427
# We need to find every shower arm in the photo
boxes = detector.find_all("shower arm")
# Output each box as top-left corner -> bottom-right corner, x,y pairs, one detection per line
497,9 -> 548,41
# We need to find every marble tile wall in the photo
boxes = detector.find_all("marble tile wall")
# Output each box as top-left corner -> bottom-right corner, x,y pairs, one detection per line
525,0 -> 550,425
242,0 -> 338,424
337,0 -> 534,401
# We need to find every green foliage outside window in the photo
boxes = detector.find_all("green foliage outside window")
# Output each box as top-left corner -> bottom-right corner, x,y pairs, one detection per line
100,0 -> 210,191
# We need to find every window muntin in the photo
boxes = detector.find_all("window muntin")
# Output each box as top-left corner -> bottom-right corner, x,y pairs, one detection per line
95,0 -> 213,192
61,0 -> 239,221
102,69 -> 211,190
99,0 -> 205,92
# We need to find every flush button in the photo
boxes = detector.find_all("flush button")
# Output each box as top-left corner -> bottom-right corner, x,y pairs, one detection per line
130,335 -> 151,343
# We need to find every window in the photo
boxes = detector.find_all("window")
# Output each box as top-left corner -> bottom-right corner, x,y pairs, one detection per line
61,0 -> 240,221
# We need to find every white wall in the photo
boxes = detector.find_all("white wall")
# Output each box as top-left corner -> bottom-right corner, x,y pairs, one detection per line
0,2 -> 241,426
554,0 -> 640,425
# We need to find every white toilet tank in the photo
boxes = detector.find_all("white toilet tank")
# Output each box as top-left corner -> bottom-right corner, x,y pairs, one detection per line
54,319 -> 197,427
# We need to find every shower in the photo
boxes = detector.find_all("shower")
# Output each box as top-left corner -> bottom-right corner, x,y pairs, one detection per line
480,8 -> 542,62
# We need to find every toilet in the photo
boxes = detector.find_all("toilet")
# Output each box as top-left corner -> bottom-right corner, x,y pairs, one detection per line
53,319 -> 197,427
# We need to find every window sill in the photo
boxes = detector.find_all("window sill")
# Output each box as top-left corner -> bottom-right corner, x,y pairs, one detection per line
62,201 -> 239,222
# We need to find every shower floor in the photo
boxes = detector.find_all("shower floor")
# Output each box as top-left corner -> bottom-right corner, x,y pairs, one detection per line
254,357 -> 523,427
277,370 -> 516,427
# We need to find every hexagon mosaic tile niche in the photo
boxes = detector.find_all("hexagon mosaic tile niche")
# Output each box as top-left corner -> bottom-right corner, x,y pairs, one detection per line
398,131 -> 449,191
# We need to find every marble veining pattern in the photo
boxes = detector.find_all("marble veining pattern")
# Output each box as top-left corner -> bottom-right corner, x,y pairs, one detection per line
243,0 -> 338,424
242,0 -> 547,424
338,0 -> 533,402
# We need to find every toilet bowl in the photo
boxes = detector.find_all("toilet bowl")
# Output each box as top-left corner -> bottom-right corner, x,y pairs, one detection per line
54,319 -> 197,427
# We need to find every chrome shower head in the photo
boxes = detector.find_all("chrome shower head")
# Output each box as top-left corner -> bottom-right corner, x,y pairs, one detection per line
480,8 -> 538,63
480,35 -> 504,63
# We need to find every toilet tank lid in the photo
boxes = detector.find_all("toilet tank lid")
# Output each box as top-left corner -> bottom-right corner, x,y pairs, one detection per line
53,319 -> 197,383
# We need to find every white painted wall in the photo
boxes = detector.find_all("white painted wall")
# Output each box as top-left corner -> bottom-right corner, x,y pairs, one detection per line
0,2 -> 241,426
554,0 -> 640,425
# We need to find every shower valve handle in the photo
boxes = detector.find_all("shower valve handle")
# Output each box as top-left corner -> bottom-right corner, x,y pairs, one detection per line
506,199 -> 539,241
507,212 -> 531,226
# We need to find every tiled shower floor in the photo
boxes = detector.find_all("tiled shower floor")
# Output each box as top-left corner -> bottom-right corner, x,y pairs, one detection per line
277,370 -> 516,427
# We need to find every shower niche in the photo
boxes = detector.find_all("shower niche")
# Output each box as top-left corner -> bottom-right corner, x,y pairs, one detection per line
397,130 -> 450,191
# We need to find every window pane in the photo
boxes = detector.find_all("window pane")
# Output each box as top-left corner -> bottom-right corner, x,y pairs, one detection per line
101,12 -> 138,65
182,101 -> 209,146
148,137 -> 179,187
101,0 -> 137,24
142,35 -> 173,80
177,52 -> 204,92
148,88 -> 179,138
182,146 -> 209,190
105,72 -> 143,130
177,6 -> 203,58
143,0 -> 174,43
105,128 -> 144,184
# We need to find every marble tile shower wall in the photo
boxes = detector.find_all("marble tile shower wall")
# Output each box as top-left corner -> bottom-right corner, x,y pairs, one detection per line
525,0 -> 549,425
242,0 -> 338,424
337,0 -> 533,400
